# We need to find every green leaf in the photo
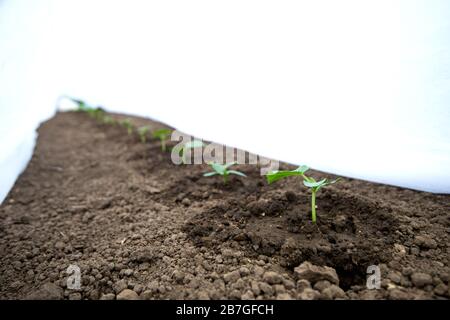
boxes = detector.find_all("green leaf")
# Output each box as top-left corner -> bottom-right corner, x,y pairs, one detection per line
303,178 -> 327,188
228,170 -> 246,177
203,172 -> 219,177
224,162 -> 237,169
294,165 -> 310,173
266,165 -> 309,184
210,162 -> 226,175
303,175 -> 316,183
152,128 -> 171,139
69,97 -> 84,105
204,162 -> 247,183
303,177 -> 341,191
329,177 -> 341,184
321,177 -> 341,189
70,97 -> 90,111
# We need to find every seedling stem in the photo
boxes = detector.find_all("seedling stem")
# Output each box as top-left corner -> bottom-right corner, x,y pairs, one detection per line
266,166 -> 340,223
137,126 -> 150,143
152,129 -> 172,151
311,189 -> 317,223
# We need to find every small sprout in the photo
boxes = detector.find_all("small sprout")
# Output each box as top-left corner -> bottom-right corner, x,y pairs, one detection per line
68,97 -> 89,112
266,166 -> 340,223
71,98 -> 97,116
76,101 -> 89,112
68,98 -> 111,123
302,176 -> 340,224
102,115 -> 116,125
121,118 -> 134,135
152,128 -> 172,151
79,106 -> 106,123
137,126 -> 150,143
203,162 -> 246,184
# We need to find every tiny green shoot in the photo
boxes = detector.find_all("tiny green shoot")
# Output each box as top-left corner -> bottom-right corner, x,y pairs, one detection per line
121,118 -> 134,135
137,126 -> 150,143
68,97 -> 89,112
101,115 -> 116,125
68,98 -> 111,123
93,109 -> 104,121
74,100 -> 89,112
302,176 -> 340,223
152,128 -> 172,151
266,166 -> 340,223
71,99 -> 97,117
203,162 -> 247,184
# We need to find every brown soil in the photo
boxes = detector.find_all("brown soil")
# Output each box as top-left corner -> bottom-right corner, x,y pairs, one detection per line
0,111 -> 449,300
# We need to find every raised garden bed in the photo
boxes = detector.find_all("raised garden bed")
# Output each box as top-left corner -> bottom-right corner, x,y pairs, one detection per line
0,111 -> 448,300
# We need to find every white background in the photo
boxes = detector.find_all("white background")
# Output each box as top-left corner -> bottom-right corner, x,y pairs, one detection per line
1,0 -> 449,203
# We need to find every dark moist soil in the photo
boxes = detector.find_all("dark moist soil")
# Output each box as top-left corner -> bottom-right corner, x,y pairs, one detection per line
0,111 -> 449,300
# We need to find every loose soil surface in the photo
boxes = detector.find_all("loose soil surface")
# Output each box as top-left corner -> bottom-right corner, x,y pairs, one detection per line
0,111 -> 449,300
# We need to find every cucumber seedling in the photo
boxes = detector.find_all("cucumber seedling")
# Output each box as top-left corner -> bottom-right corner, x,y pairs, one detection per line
302,176 -> 340,223
73,99 -> 89,112
67,97 -> 90,112
204,162 -> 246,184
71,99 -> 102,119
121,118 -> 134,135
102,115 -> 116,125
152,128 -> 172,151
69,98 -> 111,123
87,108 -> 105,121
266,166 -> 340,223
137,126 -> 150,143
81,105 -> 106,122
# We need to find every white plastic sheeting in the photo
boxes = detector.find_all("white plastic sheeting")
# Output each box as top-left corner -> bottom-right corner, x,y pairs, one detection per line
1,0 -> 449,203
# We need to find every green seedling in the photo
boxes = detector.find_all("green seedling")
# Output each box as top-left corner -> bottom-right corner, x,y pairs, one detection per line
266,166 -> 340,223
152,128 -> 172,151
88,108 -> 106,121
203,162 -> 246,184
121,118 -> 134,135
70,98 -> 107,122
302,176 -> 340,223
67,97 -> 89,112
137,126 -> 150,143
71,99 -> 96,115
74,100 -> 89,112
102,115 -> 116,125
